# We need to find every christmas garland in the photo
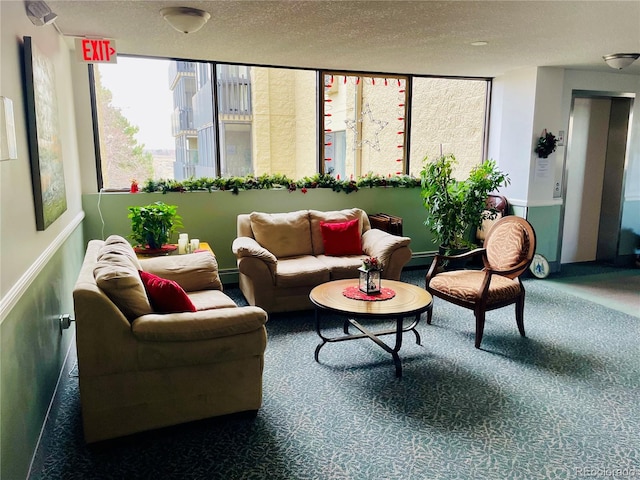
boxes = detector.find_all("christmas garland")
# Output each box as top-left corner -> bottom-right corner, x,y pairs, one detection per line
534,129 -> 557,158
141,172 -> 421,195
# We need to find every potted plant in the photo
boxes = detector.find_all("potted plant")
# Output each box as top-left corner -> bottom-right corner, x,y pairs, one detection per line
128,201 -> 184,251
419,154 -> 510,256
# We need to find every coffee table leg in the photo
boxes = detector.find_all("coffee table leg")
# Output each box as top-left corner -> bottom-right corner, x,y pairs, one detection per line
393,316 -> 404,377
412,314 -> 422,345
314,308 -> 327,362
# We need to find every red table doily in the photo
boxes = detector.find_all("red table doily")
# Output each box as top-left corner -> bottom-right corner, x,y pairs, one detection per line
343,285 -> 396,301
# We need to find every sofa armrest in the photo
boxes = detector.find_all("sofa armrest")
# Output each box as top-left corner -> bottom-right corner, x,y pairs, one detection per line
139,251 -> 222,292
232,237 -> 277,264
132,306 -> 268,342
361,228 -> 411,267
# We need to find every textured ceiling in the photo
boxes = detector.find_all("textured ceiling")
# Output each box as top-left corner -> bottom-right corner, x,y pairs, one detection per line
44,0 -> 640,77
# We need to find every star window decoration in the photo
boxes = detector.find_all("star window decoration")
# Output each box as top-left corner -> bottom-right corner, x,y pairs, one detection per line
345,102 -> 389,152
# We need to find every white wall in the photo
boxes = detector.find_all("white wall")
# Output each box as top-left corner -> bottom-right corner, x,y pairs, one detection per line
530,67 -> 565,205
0,3 -> 85,478
0,1 -> 84,300
488,67 -> 538,204
489,65 -> 640,267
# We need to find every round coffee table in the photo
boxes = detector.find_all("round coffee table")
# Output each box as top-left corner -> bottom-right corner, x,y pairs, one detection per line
309,279 -> 433,378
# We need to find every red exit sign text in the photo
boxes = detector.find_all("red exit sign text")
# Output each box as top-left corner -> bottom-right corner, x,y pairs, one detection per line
75,38 -> 117,64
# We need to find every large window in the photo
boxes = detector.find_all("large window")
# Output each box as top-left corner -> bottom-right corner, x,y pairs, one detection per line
92,57 -> 489,189
93,58 -> 317,189
321,73 -> 409,178
409,77 -> 489,179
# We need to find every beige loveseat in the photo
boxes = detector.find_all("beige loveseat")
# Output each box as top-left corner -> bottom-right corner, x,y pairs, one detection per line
73,235 -> 268,443
232,208 -> 412,313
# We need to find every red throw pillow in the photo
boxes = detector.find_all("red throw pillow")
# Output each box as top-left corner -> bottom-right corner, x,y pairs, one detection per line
139,270 -> 197,314
320,218 -> 362,256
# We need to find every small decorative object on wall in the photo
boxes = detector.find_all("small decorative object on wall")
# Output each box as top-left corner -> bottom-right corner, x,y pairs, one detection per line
534,129 -> 557,158
358,256 -> 382,294
128,201 -> 183,254
23,36 -> 67,230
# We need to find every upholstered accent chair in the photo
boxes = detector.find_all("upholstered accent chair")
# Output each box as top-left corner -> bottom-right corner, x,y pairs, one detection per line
425,216 -> 536,348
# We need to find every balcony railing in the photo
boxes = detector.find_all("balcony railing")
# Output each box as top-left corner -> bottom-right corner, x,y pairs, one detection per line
217,68 -> 252,116
168,61 -> 196,88
171,107 -> 195,136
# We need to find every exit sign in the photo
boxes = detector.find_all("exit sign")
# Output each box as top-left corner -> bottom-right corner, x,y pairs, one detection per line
75,38 -> 117,64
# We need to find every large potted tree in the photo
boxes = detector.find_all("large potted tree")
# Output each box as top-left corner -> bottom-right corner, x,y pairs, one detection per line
128,201 -> 184,254
420,153 -> 510,257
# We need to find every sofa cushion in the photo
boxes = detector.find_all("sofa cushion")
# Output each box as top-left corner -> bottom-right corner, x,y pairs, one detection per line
275,256 -> 330,288
138,251 -> 223,291
94,253 -> 153,320
250,210 -> 312,258
309,208 -> 364,255
187,290 -> 239,311
139,271 -> 197,314
319,218 -> 363,256
317,254 -> 367,279
98,234 -> 142,271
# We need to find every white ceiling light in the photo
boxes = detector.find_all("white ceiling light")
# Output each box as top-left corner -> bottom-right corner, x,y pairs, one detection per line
160,7 -> 211,34
603,53 -> 640,70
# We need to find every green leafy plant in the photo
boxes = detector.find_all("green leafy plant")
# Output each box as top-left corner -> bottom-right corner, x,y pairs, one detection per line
128,201 -> 184,249
420,154 -> 510,253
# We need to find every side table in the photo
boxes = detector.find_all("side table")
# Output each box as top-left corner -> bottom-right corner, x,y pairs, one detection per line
136,242 -> 214,259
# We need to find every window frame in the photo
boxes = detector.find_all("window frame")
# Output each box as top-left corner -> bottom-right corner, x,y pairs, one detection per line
319,71 -> 411,177
89,56 -> 491,191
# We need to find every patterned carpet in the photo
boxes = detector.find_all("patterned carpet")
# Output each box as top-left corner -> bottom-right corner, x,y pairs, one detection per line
30,267 -> 640,479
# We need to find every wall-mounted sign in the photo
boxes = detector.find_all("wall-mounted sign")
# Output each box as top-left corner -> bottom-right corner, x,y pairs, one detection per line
74,38 -> 117,63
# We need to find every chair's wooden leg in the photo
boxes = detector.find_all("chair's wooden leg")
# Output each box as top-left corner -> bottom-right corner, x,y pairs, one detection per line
516,295 -> 526,337
426,303 -> 433,325
474,310 -> 485,349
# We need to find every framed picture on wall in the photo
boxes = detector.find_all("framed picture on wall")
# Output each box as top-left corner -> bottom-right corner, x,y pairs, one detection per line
23,35 -> 67,231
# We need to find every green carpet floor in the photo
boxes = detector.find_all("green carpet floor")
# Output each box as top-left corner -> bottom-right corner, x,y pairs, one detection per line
30,267 -> 640,479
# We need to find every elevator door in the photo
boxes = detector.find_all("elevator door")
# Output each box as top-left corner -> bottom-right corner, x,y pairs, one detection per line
561,96 -> 631,264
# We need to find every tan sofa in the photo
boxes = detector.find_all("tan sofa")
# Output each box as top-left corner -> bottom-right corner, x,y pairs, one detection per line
73,235 -> 268,443
232,208 -> 412,313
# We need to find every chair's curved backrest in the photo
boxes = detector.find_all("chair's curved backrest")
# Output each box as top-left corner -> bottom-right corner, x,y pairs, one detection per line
484,216 -> 536,279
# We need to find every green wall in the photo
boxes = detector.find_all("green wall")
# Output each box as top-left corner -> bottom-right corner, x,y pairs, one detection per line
83,188 -> 572,277
82,187 -> 437,278
524,204 -> 562,265
1,226 -> 84,480
620,199 -> 640,256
